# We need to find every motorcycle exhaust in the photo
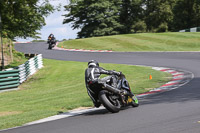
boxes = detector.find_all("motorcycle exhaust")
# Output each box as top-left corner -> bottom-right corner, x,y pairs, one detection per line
102,84 -> 122,94
102,83 -> 131,105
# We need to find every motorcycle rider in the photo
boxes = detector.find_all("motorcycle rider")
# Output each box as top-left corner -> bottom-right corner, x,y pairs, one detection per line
48,33 -> 54,38
85,60 -> 121,108
48,33 -> 56,45
48,33 -> 56,41
47,33 -> 54,43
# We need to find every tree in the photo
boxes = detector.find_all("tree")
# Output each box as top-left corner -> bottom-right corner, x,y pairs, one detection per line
120,0 -> 144,34
63,0 -> 123,38
68,0 -> 82,4
0,0 -> 56,39
173,0 -> 200,31
131,20 -> 147,33
144,0 -> 175,32
64,0 -> 200,38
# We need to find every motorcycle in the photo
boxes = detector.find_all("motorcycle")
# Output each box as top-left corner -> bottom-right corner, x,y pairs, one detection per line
97,73 -> 139,113
48,37 -> 57,50
47,37 -> 51,44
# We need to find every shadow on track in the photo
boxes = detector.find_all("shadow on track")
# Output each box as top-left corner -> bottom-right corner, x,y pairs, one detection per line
84,109 -> 109,116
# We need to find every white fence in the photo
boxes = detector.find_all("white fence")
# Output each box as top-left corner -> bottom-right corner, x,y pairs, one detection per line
18,54 -> 43,83
1,54 -> 43,90
179,27 -> 200,32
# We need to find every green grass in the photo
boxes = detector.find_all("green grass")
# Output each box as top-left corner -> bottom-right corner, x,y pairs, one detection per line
59,32 -> 200,51
0,59 -> 171,129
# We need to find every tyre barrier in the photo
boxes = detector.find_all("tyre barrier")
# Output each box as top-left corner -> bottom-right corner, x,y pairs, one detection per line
179,27 -> 200,32
0,54 -> 43,90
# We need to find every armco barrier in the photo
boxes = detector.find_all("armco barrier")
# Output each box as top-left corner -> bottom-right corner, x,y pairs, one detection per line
179,27 -> 200,32
17,54 -> 43,83
0,70 -> 20,90
0,54 -> 43,90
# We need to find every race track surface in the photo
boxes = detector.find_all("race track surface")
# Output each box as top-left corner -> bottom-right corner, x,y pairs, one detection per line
1,42 -> 200,133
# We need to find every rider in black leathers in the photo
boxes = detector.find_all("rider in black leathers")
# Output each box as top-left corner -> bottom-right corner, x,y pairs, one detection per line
48,33 -> 57,48
85,60 -> 121,108
48,33 -> 54,38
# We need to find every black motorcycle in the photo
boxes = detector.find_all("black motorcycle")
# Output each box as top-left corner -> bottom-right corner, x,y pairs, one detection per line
48,37 -> 57,49
47,37 -> 51,44
97,73 -> 139,113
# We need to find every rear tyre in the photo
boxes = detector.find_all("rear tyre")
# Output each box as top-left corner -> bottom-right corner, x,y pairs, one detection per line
98,90 -> 121,113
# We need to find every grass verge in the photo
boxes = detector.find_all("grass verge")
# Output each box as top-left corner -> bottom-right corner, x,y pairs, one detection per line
59,32 -> 200,51
4,52 -> 27,69
0,59 -> 172,129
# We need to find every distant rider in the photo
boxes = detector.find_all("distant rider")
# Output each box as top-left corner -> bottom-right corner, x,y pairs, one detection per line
48,33 -> 56,43
48,33 -> 54,38
85,60 -> 121,108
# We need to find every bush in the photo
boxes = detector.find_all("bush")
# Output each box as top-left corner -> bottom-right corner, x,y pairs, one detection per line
131,21 -> 147,33
157,22 -> 168,32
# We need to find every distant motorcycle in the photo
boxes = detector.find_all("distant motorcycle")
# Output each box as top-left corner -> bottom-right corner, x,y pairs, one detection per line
97,73 -> 139,113
48,37 -> 57,50
47,37 -> 51,44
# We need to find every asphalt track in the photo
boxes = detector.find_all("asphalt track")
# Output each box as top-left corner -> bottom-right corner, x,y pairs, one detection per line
2,42 -> 200,133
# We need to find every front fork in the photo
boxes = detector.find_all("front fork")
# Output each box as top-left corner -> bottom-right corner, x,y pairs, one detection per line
132,95 -> 139,104
120,90 -> 138,105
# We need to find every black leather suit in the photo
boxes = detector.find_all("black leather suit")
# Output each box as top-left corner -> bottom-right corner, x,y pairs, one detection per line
85,65 -> 120,106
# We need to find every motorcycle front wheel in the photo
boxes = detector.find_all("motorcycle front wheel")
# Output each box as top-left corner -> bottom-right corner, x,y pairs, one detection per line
98,90 -> 121,113
131,95 -> 139,107
48,44 -> 52,49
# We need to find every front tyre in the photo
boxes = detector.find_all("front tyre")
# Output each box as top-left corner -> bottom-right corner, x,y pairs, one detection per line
48,44 -> 52,49
131,95 -> 139,107
98,90 -> 121,113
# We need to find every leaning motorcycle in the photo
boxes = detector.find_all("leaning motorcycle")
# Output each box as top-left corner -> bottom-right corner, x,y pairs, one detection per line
48,37 -> 57,50
47,37 -> 51,44
97,73 -> 139,113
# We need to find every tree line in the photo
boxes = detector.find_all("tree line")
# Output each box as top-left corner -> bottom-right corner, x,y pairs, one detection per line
0,0 -> 199,40
64,0 -> 200,38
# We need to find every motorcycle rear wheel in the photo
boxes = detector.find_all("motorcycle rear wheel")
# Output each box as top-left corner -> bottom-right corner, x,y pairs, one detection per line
98,90 -> 121,113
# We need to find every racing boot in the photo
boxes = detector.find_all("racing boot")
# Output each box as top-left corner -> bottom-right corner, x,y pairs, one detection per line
93,101 -> 101,108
